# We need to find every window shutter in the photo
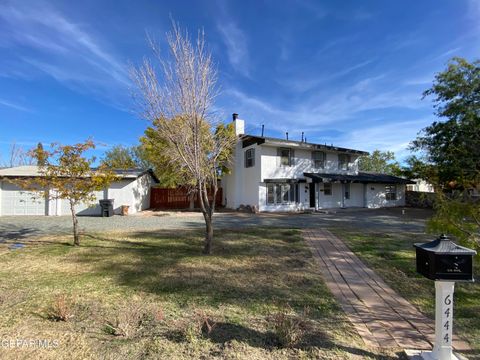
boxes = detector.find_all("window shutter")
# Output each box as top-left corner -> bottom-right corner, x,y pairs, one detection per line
244,151 -> 247,168
277,148 -> 281,167
290,149 -> 295,166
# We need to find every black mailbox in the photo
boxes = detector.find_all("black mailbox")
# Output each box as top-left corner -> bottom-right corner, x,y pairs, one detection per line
414,234 -> 477,282
99,199 -> 114,217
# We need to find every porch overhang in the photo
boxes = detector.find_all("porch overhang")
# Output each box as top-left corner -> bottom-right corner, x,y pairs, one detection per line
263,178 -> 307,183
303,172 -> 415,184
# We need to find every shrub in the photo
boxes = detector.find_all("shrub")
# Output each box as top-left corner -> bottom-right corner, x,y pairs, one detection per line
176,309 -> 216,343
47,294 -> 75,322
104,302 -> 164,338
267,305 -> 306,348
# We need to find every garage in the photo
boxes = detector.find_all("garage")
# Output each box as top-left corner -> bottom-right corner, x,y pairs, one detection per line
0,181 -> 47,216
0,166 -> 159,216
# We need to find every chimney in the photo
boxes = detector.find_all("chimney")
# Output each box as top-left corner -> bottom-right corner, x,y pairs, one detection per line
301,132 -> 304,142
261,124 -> 264,137
232,113 -> 244,136
286,132 -> 289,140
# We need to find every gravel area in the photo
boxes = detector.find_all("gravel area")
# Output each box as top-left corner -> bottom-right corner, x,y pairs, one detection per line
0,207 -> 432,242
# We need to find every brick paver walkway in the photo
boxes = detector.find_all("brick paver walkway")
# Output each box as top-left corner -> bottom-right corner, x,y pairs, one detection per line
304,228 -> 471,351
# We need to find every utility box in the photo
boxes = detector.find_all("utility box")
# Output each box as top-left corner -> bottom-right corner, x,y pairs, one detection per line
414,234 -> 476,282
99,199 -> 114,217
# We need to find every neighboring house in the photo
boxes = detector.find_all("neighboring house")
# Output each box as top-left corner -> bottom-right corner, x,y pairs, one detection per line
222,115 -> 414,212
406,179 -> 435,193
0,166 -> 158,216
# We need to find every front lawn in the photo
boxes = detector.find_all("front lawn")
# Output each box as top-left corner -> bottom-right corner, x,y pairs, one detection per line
332,229 -> 480,358
0,228 -> 400,359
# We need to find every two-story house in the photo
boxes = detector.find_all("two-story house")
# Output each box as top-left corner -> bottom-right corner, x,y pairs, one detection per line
222,114 -> 413,212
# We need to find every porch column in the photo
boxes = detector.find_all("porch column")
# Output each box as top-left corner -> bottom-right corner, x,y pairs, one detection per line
341,182 -> 345,208
363,183 -> 368,208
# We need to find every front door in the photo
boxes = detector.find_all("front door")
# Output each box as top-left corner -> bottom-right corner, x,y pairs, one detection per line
309,183 -> 316,208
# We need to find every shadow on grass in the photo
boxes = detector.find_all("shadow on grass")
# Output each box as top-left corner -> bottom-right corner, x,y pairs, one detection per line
164,321 -> 401,359
69,228 -> 329,310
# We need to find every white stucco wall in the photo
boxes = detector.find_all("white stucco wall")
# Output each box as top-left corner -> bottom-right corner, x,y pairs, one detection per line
344,183 -> 364,207
365,183 -> 406,208
260,145 -> 359,181
222,142 -> 261,209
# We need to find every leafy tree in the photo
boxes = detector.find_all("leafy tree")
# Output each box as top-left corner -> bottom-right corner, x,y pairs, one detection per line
131,22 -> 237,254
411,57 -> 480,188
409,57 -> 480,247
36,142 -> 46,166
358,149 -> 401,175
140,120 -> 192,188
18,140 -> 117,246
101,145 -> 142,169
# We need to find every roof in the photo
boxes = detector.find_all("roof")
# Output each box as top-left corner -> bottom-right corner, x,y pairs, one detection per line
414,234 -> 477,255
0,166 -> 159,182
241,135 -> 369,155
304,171 -> 415,184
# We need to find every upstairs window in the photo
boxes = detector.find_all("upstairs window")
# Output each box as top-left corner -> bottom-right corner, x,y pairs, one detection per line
245,148 -> 255,168
279,148 -> 293,166
338,154 -> 351,170
385,185 -> 397,200
312,151 -> 325,169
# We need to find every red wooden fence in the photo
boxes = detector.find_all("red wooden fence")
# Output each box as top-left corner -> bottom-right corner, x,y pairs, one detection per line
150,187 -> 223,209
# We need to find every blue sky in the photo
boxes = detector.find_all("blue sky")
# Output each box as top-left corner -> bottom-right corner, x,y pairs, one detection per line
0,0 -> 479,164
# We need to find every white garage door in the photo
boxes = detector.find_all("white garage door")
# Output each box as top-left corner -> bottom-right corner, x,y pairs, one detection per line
1,182 -> 46,216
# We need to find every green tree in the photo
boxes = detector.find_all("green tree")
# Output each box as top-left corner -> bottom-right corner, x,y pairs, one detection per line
17,140 -> 117,246
140,120 -> 192,188
358,149 -> 401,175
131,22 -> 237,254
410,57 -> 480,247
101,145 -> 139,169
411,57 -> 480,188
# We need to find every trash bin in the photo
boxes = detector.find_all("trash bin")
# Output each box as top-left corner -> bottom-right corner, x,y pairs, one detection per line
99,199 -> 114,217
121,205 -> 129,216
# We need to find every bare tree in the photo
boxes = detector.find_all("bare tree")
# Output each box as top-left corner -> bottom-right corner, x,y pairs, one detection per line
0,143 -> 35,167
131,22 -> 236,254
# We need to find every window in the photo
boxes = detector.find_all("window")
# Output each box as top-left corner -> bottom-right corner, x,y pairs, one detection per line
245,148 -> 255,168
344,183 -> 350,200
323,183 -> 332,196
385,185 -> 397,200
279,148 -> 292,166
312,151 -> 325,169
267,184 -> 275,204
266,183 -> 299,204
338,154 -> 350,170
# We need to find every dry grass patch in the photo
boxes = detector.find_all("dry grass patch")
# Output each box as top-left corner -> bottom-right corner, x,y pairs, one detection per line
0,228 -> 403,359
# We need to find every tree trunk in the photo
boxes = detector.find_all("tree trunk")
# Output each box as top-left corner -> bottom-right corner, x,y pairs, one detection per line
203,212 -> 213,254
69,200 -> 80,246
197,181 -> 215,254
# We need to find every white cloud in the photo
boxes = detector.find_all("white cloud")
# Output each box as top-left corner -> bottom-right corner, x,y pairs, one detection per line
217,22 -> 250,77
335,118 -> 433,157
279,59 -> 376,93
0,1 -> 130,108
0,99 -> 32,112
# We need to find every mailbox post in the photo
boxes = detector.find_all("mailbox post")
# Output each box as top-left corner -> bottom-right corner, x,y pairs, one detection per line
414,234 -> 476,360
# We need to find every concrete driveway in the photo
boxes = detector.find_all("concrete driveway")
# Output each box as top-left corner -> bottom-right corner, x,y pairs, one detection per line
0,207 -> 432,242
